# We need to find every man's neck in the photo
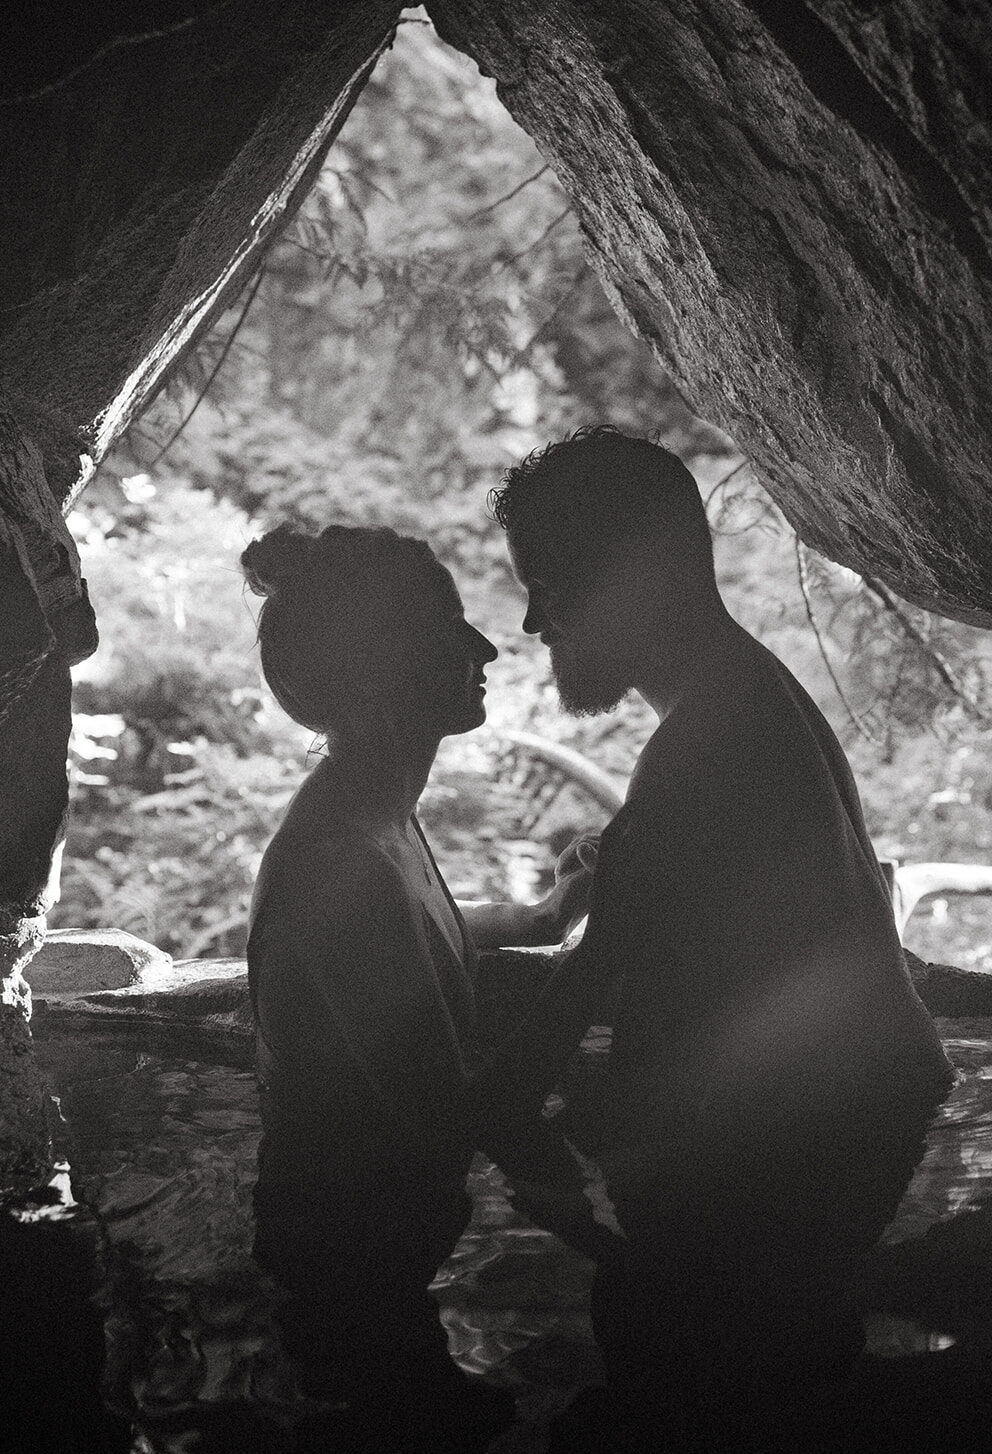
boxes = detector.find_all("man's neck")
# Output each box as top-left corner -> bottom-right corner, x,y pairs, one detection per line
634,603 -> 743,722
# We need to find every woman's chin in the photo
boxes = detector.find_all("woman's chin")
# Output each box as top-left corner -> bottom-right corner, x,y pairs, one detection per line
446,699 -> 487,735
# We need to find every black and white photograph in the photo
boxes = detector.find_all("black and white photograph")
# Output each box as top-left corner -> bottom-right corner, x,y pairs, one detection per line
2,4 -> 992,1450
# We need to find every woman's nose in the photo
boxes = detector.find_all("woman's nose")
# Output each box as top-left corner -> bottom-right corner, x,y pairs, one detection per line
469,624 -> 498,662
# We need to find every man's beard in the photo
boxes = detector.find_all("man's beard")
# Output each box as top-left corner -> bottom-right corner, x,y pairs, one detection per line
551,644 -> 629,716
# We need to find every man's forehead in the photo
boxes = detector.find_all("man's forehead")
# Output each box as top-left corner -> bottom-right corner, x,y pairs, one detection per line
507,527 -> 567,581
508,527 -> 601,594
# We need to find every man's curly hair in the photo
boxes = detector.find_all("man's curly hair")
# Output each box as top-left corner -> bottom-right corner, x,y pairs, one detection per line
489,425 -> 714,576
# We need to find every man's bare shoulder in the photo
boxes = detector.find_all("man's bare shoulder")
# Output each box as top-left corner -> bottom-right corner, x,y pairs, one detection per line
624,638 -> 841,836
664,638 -> 827,751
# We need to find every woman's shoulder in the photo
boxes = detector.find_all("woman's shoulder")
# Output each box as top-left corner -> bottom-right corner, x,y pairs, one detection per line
252,815 -> 410,937
267,815 -> 404,890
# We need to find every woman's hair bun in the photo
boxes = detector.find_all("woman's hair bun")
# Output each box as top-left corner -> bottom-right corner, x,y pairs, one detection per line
241,525 -> 318,599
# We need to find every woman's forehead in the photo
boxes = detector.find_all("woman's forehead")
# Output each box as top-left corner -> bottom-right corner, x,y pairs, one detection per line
423,559 -> 461,612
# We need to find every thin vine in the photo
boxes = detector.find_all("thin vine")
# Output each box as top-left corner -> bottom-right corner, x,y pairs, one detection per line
147,265 -> 266,469
794,536 -> 882,745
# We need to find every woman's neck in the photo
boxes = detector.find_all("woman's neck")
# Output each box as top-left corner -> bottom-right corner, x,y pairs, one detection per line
313,728 -> 441,829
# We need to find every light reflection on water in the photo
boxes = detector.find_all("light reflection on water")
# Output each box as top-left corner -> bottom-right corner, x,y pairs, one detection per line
882,1022 -> 992,1243
32,1014 -> 992,1443
432,1156 -> 600,1414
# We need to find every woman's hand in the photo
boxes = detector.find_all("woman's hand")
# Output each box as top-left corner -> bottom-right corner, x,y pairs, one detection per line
457,833 -> 599,949
553,833 -> 600,882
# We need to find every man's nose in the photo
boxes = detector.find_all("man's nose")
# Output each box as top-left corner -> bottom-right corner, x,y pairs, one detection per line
521,598 -> 544,635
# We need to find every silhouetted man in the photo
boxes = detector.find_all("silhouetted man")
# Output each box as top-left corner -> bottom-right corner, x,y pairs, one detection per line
490,427 -> 954,1450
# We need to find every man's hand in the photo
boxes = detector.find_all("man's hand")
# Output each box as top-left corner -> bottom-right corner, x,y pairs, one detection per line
538,834 -> 599,941
554,833 -> 600,881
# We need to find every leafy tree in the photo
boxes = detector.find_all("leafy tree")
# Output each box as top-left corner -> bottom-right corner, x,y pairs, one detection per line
58,13 -> 992,970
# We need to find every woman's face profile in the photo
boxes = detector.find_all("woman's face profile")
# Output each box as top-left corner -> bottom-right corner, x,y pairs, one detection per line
411,566 -> 498,738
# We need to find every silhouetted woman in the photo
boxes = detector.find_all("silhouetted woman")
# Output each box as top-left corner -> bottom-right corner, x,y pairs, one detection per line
241,524 -> 591,1452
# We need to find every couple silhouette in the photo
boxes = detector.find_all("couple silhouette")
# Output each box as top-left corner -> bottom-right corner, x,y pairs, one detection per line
243,427 -> 953,1453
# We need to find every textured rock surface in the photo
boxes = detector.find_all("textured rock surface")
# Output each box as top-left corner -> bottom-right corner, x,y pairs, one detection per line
25,927 -> 174,995
429,0 -> 992,624
905,951 -> 992,1018
0,909 -> 56,1189
1,4 -> 991,620
31,944 -> 992,1065
34,971 -> 256,1071
1,3 -> 403,500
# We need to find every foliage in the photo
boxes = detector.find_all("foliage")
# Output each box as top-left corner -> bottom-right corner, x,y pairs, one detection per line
58,14 -> 992,970
64,481 -> 310,956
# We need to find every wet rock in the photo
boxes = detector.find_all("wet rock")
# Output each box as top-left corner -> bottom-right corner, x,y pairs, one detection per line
0,997 -> 50,1188
25,928 -> 173,995
905,951 -> 992,1018
0,912 -> 53,1188
33,965 -> 255,1072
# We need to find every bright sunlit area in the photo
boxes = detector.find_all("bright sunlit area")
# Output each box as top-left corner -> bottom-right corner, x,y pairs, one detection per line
61,8 -> 992,971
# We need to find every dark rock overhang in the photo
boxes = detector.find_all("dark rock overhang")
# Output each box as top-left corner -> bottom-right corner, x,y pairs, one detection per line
2,1 -> 991,622
0,1 -> 402,503
429,0 -> 992,625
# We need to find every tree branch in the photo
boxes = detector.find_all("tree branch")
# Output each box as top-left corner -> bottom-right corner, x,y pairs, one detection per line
861,574 -> 992,727
703,457 -> 749,511
502,208 -> 572,266
795,537 -> 881,745
462,166 -> 550,223
147,265 -> 266,468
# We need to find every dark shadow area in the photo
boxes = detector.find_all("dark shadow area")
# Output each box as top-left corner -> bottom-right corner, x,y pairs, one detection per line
15,965 -> 992,1452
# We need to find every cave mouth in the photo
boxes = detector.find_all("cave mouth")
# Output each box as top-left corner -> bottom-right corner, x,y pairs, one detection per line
54,10 -> 992,978
55,11 -> 751,964
4,5 -> 992,1448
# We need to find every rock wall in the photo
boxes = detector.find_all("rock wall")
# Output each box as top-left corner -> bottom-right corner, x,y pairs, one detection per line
0,2 -> 401,1181
428,1 -> 992,624
4,3 -> 991,621
1,2 -> 402,503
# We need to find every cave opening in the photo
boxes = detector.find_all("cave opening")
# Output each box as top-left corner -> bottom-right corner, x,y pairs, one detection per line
3,4 -> 992,1449
50,13 -> 992,978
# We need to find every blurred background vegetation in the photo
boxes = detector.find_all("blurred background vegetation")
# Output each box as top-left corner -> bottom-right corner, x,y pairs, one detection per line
60,11 -> 992,970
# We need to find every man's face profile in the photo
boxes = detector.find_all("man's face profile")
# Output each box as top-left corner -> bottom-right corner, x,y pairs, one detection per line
508,533 -> 636,716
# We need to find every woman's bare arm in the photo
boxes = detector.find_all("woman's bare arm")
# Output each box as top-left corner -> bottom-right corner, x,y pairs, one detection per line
457,836 -> 599,949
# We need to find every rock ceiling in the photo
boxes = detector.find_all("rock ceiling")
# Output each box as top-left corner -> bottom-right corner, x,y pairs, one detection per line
2,1 -> 990,621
